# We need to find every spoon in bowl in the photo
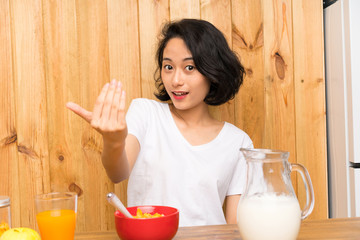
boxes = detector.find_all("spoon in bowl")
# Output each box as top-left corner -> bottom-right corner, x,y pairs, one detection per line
107,192 -> 133,218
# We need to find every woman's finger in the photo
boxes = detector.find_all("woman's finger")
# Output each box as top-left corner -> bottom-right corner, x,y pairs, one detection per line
66,102 -> 92,123
110,81 -> 122,121
117,90 -> 126,124
101,79 -> 117,120
92,82 -> 110,123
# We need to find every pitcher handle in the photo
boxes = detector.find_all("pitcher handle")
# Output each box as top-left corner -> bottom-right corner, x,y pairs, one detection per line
291,163 -> 315,220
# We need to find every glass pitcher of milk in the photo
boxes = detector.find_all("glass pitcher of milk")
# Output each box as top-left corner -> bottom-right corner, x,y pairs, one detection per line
237,148 -> 314,240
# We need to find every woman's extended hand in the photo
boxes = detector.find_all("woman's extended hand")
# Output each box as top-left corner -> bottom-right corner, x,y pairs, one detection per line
66,79 -> 127,146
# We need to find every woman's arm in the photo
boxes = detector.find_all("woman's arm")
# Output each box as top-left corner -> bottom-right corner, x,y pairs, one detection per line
224,194 -> 241,224
101,134 -> 140,183
67,80 -> 139,183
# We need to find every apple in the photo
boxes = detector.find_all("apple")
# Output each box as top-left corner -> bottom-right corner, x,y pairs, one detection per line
0,228 -> 40,240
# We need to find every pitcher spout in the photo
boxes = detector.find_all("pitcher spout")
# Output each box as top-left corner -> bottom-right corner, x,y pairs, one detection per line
240,148 -> 289,161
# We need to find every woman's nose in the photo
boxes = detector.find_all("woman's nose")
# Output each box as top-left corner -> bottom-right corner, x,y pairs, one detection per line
172,70 -> 184,86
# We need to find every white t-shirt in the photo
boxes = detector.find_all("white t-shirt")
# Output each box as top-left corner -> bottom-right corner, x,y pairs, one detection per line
126,98 -> 253,227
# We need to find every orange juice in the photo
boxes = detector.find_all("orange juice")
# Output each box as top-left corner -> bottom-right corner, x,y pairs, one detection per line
36,209 -> 76,240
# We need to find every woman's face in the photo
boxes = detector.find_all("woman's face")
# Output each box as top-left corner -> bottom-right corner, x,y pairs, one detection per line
161,37 -> 210,111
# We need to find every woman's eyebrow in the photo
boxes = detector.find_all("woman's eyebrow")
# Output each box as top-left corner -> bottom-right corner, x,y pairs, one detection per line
183,57 -> 193,61
162,57 -> 193,61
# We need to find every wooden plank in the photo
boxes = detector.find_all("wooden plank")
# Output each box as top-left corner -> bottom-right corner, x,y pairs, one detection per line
74,218 -> 360,240
75,231 -> 118,240
176,224 -> 240,239
262,0 -> 296,150
262,0 -> 296,156
176,219 -> 360,239
10,0 -> 50,229
71,0 -> 112,231
42,0 -> 79,193
292,0 -> 328,219
262,0 -> 298,192
42,0 -> 94,231
200,0 -> 232,43
138,0 -> 169,100
106,0 -> 141,216
201,0 -> 234,123
298,217 -> 360,239
0,0 -> 21,228
232,0 -> 265,148
107,0 -> 141,104
170,0 -> 200,20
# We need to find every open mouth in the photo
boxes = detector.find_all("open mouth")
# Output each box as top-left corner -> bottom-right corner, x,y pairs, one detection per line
172,91 -> 189,99
172,91 -> 189,96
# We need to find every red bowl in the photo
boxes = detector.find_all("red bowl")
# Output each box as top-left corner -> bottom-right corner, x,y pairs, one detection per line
114,205 -> 179,240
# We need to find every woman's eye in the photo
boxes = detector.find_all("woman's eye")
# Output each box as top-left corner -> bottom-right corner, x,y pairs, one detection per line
164,65 -> 173,70
185,65 -> 195,71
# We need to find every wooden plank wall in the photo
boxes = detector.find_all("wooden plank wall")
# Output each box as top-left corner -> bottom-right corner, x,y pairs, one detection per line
0,0 -> 327,232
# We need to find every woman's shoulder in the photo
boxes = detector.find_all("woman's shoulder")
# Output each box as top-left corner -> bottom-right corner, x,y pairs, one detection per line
222,122 -> 253,147
223,122 -> 247,135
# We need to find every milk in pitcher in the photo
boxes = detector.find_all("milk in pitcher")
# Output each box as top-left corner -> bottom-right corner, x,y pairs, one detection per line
237,193 -> 301,240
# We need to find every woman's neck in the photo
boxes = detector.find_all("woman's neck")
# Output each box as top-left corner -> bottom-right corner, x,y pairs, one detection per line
168,102 -> 224,146
169,103 -> 213,127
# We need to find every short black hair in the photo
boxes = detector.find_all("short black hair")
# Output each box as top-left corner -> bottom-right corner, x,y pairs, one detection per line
154,18 -> 245,106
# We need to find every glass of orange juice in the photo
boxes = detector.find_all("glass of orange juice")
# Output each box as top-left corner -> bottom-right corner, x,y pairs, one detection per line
35,192 -> 77,240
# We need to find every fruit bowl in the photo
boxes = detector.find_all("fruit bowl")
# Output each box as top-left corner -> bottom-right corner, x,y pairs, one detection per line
114,205 -> 179,240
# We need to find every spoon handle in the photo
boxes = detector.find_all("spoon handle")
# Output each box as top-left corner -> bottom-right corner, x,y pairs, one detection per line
107,192 -> 133,218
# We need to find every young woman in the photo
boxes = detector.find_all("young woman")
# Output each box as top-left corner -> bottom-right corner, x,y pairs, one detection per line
66,19 -> 253,227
